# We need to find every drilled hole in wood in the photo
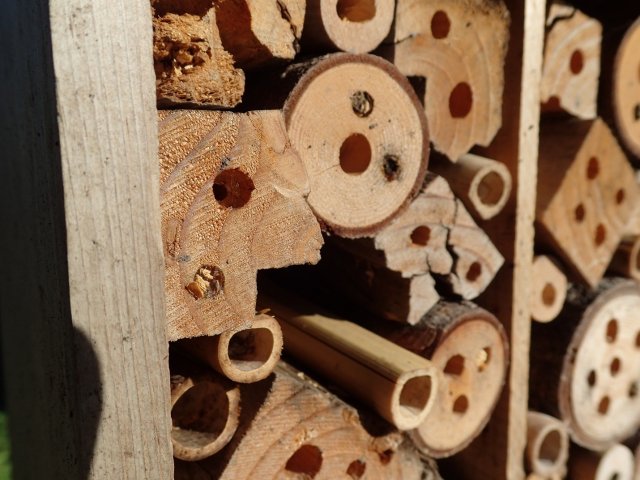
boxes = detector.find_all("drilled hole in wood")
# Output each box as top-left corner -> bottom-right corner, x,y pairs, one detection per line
285,445 -> 323,478
228,328 -> 274,371
616,188 -> 626,204
350,90 -> 374,117
378,449 -> 394,465
634,104 -> 640,121
542,283 -> 556,306
449,82 -> 473,118
186,265 -> 225,300
586,156 -> 599,179
346,459 -> 366,479
538,428 -> 563,465
610,357 -> 622,376
171,381 -> 229,447
636,251 -> 640,272
606,319 -> 618,343
382,155 -> 400,181
466,261 -> 482,282
431,10 -> 450,39
443,354 -> 465,376
629,382 -> 638,398
410,226 -> 430,246
610,473 -> 621,480
452,395 -> 469,414
587,370 -> 597,387
594,224 -> 606,246
477,171 -> 505,206
213,168 -> 255,208
340,133 -> 371,174
336,0 -> 375,22
598,395 -> 610,415
635,331 -> 640,347
569,49 -> 584,74
477,347 -> 491,371
574,203 -> 585,222
399,375 -> 432,414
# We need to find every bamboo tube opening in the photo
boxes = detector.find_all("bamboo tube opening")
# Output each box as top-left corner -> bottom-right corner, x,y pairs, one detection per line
397,374 -> 434,416
336,0 -> 376,22
430,11 -> 450,40
285,444 -> 323,478
217,315 -> 283,383
339,133 -> 372,174
477,171 -> 505,206
526,412 -> 569,478
537,429 -> 563,466
171,378 -> 240,461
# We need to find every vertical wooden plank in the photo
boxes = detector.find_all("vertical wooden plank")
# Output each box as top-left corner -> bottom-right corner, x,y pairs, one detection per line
442,0 -> 546,478
0,1 -> 173,478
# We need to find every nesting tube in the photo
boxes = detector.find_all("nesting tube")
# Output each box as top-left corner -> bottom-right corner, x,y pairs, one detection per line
526,411 -> 570,478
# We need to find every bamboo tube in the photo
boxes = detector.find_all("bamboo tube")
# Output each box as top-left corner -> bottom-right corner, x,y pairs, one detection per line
569,444 -> 635,480
259,293 -> 440,430
430,153 -> 513,220
301,0 -> 395,53
170,365 -> 241,461
530,278 -> 640,450
609,236 -> 640,281
600,18 -> 640,160
175,313 -> 283,383
159,110 -> 323,340
540,2 -> 602,119
536,118 -> 640,287
152,0 -> 245,108
381,0 -> 510,161
531,255 -> 568,323
376,301 -> 509,458
526,411 -> 569,479
175,362 -> 436,480
243,53 -> 430,238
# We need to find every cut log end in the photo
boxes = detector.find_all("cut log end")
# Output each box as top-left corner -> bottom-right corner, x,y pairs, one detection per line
303,0 -> 395,53
170,374 -> 240,461
526,412 -> 569,479
284,53 -> 429,237
540,3 -> 602,119
559,280 -> 640,450
216,314 -> 283,383
531,255 -> 567,323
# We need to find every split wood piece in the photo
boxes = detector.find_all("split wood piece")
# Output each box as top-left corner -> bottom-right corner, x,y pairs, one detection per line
383,0 -> 510,161
159,110 -> 323,340
152,0 -> 244,107
531,255 -> 568,323
540,2 -> 602,119
568,444 -> 635,480
599,18 -> 640,160
609,236 -> 640,281
261,294 -> 440,430
175,362 -> 434,479
215,0 -> 305,70
301,0 -> 395,53
318,242 -> 440,325
536,118 -> 640,287
170,368 -> 241,462
244,53 -> 430,237
525,411 -> 570,479
529,279 -> 640,450
430,152 -> 513,220
175,313 -> 283,383
376,301 -> 509,458
367,174 -> 505,299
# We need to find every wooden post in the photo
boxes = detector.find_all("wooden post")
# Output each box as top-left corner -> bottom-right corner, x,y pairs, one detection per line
0,0 -> 173,477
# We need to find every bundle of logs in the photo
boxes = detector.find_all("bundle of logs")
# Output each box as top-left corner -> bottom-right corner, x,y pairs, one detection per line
527,3 -> 640,480
152,0 -> 640,478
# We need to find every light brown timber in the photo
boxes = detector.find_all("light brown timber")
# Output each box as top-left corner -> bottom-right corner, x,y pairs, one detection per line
530,255 -> 568,323
152,0 -> 245,107
540,3 -> 602,119
536,118 -> 640,287
159,109 -> 323,340
430,153 -> 513,220
175,362 -> 435,479
525,411 -> 569,479
301,0 -> 395,53
384,0 -> 510,161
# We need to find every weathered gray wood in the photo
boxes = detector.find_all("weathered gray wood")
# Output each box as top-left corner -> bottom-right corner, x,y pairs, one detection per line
0,1 -> 173,478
